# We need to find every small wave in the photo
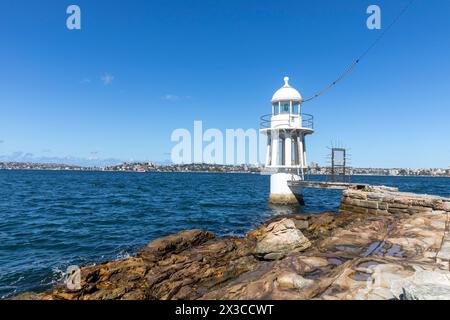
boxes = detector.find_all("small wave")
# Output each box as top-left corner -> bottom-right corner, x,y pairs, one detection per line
1,287 -> 18,299
49,266 -> 67,284
115,250 -> 131,260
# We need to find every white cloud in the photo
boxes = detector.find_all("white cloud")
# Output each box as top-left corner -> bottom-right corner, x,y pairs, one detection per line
81,78 -> 91,84
161,94 -> 192,101
162,94 -> 180,101
101,73 -> 114,85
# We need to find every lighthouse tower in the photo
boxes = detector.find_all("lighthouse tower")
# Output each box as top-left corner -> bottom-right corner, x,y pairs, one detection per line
260,77 -> 314,204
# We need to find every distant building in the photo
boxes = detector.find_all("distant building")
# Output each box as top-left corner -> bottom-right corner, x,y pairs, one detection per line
388,169 -> 399,176
310,161 -> 319,169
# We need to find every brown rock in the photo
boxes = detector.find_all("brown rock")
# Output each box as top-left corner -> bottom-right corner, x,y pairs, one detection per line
138,229 -> 215,263
276,273 -> 314,290
255,218 -> 311,260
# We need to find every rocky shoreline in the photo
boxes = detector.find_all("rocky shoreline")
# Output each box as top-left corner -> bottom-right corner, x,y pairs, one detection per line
13,186 -> 450,300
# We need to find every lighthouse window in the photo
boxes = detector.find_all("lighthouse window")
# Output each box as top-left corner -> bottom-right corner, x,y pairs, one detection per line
281,102 -> 290,114
273,104 -> 279,115
292,103 -> 300,114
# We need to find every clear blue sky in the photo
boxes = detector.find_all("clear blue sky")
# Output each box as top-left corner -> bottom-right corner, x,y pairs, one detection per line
0,0 -> 449,168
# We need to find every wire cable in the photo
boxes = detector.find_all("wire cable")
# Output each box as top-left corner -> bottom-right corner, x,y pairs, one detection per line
302,0 -> 415,103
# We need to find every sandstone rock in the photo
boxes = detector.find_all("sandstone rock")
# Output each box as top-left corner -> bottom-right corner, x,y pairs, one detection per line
138,229 -> 215,262
276,273 -> 314,291
400,284 -> 450,300
367,193 -> 386,201
436,238 -> 450,270
255,218 -> 311,260
8,292 -> 48,300
443,201 -> 450,212
357,200 -> 379,209
391,269 -> 450,300
293,219 -> 309,230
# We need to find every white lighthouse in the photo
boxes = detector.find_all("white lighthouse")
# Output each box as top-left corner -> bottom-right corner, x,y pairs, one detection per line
260,77 -> 314,205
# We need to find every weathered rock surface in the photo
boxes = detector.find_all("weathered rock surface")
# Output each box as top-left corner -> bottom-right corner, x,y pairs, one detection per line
15,186 -> 450,300
255,218 -> 311,260
393,269 -> 450,300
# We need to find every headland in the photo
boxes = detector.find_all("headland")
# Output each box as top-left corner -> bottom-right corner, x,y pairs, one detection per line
13,185 -> 450,300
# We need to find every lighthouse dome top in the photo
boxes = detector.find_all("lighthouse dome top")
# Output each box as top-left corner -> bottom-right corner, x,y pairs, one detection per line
271,76 -> 302,104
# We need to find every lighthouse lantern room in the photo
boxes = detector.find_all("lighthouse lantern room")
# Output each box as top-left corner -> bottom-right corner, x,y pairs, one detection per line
260,77 -> 314,205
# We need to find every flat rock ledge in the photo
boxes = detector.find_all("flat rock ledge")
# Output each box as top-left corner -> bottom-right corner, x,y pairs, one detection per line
12,186 -> 450,300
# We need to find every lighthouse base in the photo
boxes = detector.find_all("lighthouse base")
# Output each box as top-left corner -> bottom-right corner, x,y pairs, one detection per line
269,193 -> 300,205
269,172 -> 305,205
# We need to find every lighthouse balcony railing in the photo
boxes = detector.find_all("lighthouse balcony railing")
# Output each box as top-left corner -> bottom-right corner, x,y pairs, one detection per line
260,113 -> 314,130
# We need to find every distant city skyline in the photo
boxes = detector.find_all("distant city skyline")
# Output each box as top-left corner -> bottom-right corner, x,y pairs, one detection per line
1,161 -> 449,180
1,1 -> 449,168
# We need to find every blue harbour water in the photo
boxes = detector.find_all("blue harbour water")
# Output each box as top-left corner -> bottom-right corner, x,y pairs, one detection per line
0,170 -> 449,298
